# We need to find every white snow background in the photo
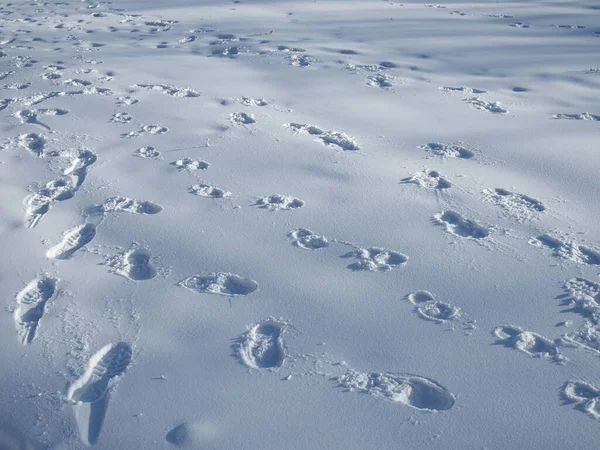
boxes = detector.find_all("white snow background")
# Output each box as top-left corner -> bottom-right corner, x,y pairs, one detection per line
1,0 -> 600,448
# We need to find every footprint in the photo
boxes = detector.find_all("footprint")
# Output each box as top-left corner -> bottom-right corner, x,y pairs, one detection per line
401,169 -> 451,189
337,370 -> 455,411
42,71 -> 62,80
116,96 -> 138,105
172,158 -> 209,171
439,86 -> 487,94
188,184 -> 231,198
434,211 -> 489,239
492,325 -> 563,361
237,96 -> 268,107
367,74 -> 394,89
166,423 -> 191,446
483,188 -> 544,220
229,112 -> 255,125
562,322 -> 600,354
553,24 -> 586,29
256,194 -> 304,210
24,193 -> 51,228
64,149 -> 97,187
107,248 -> 156,281
288,53 -> 314,67
285,123 -> 359,151
21,150 -> 94,224
123,129 -> 166,139
276,45 -> 306,53
18,91 -> 64,108
24,177 -> 75,228
16,133 -> 46,156
343,247 -> 408,271
419,142 -> 474,159
562,381 -> 600,419
46,223 -> 97,260
345,63 -> 386,74
68,342 -> 132,446
144,20 -> 179,32
530,235 -> 600,265
63,78 -> 92,87
213,46 -> 244,58
14,108 -> 68,130
407,290 -> 436,304
95,197 -> 163,215
132,83 -> 200,98
564,277 -> 600,303
464,97 -> 508,114
407,290 -> 460,323
552,113 -> 600,121
135,146 -> 161,159
2,82 -> 31,90
12,55 -> 37,68
288,228 -> 329,249
235,318 -> 287,369
0,98 -> 11,111
417,302 -> 460,322
13,276 -> 57,344
562,278 -> 600,323
142,124 -> 168,135
211,33 -> 238,43
178,36 -> 197,44
178,272 -> 258,296
510,22 -> 531,28
110,112 -> 132,123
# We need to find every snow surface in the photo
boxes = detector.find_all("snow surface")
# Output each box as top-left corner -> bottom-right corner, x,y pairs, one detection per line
1,0 -> 600,448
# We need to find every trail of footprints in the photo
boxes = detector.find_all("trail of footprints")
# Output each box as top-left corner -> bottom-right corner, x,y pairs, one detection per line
231,317 -> 457,412
2,23 -> 201,446
25,149 -> 97,228
3,1 -> 600,445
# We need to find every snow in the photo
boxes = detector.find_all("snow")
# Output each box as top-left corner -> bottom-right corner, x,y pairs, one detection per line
1,0 -> 600,448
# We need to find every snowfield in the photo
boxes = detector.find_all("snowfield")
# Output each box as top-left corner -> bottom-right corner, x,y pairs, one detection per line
1,0 -> 600,448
